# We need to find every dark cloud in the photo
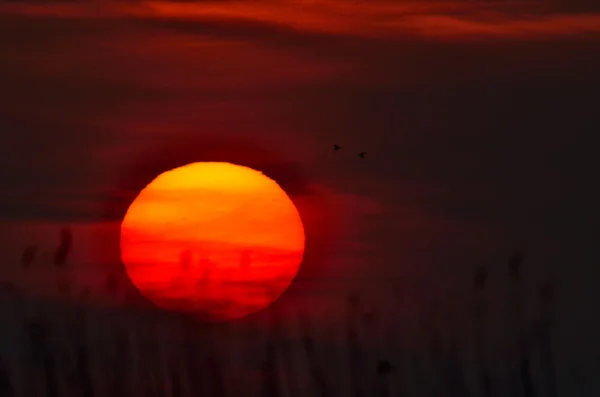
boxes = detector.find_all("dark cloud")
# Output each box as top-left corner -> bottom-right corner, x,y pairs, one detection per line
4,1 -> 600,43
546,0 -> 600,12
2,8 -> 599,236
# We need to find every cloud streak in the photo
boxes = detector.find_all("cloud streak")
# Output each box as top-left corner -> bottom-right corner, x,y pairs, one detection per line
3,0 -> 600,40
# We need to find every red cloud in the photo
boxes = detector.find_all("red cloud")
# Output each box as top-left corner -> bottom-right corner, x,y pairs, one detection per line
4,1 -> 600,40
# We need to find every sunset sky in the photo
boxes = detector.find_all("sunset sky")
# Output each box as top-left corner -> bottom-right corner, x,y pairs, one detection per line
1,0 -> 600,385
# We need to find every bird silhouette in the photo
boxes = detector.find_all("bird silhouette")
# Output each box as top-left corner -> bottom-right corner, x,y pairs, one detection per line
333,144 -> 341,151
359,152 -> 367,159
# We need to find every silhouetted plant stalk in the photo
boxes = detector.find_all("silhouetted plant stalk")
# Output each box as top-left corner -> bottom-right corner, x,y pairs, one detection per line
360,309 -> 394,397
471,265 -> 493,397
145,325 -> 170,397
204,325 -> 227,397
26,321 -> 60,397
440,298 -> 468,397
154,325 -> 174,397
299,311 -> 332,397
363,309 -> 394,397
127,324 -> 146,397
408,347 -> 427,397
260,309 -> 284,397
166,348 -> 184,397
104,272 -> 119,295
182,319 -> 205,397
374,359 -> 393,397
50,227 -> 74,298
74,339 -> 95,397
346,293 -> 366,397
408,294 -> 436,397
382,300 -> 407,397
65,295 -> 94,397
20,244 -> 37,269
507,250 -> 537,397
277,315 -> 299,397
0,355 -> 15,397
538,279 -> 558,397
106,324 -> 130,397
54,227 -> 72,268
423,299 -> 446,397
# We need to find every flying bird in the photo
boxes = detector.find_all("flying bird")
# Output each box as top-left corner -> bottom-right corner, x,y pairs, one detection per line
359,152 -> 367,159
333,144 -> 341,151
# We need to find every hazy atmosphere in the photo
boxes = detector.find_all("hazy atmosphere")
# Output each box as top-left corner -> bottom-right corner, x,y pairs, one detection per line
1,1 -> 599,396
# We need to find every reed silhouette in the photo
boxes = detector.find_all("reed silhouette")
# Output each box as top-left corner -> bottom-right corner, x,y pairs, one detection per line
300,311 -> 332,397
507,250 -> 537,397
74,340 -> 95,397
54,227 -> 72,268
104,273 -> 119,294
2,229 -> 577,397
440,299 -> 469,397
0,355 -> 15,397
471,265 -> 493,397
260,311 -> 285,397
538,278 -> 558,397
346,293 -> 369,397
20,244 -> 37,269
26,321 -> 60,397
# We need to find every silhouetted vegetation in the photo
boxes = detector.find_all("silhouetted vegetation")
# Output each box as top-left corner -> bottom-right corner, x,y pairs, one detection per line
300,311 -> 332,397
54,227 -> 72,267
346,293 -> 366,397
471,265 -> 493,397
538,278 -> 559,397
104,272 -> 119,294
0,355 -> 15,397
20,244 -> 37,269
0,228 -> 582,397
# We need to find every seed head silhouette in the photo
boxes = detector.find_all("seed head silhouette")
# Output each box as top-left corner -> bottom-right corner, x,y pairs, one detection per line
20,245 -> 37,268
54,227 -> 72,267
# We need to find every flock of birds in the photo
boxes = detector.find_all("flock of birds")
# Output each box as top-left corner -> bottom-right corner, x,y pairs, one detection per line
333,144 -> 366,159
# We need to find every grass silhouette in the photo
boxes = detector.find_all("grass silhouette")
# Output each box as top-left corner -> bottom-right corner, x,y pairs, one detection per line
0,229 -> 580,397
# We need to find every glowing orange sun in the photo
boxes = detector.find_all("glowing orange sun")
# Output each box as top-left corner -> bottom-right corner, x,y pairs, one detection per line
120,162 -> 305,321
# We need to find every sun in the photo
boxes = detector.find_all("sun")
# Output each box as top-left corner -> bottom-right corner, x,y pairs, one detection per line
120,162 -> 305,321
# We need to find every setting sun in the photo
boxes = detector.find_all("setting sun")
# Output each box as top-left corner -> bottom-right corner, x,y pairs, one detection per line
120,162 -> 305,321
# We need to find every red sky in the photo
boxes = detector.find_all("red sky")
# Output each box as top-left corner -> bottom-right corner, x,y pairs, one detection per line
3,0 -> 600,39
1,0 -> 599,347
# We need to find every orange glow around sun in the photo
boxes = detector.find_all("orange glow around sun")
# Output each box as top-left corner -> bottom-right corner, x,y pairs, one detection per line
120,162 -> 305,321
